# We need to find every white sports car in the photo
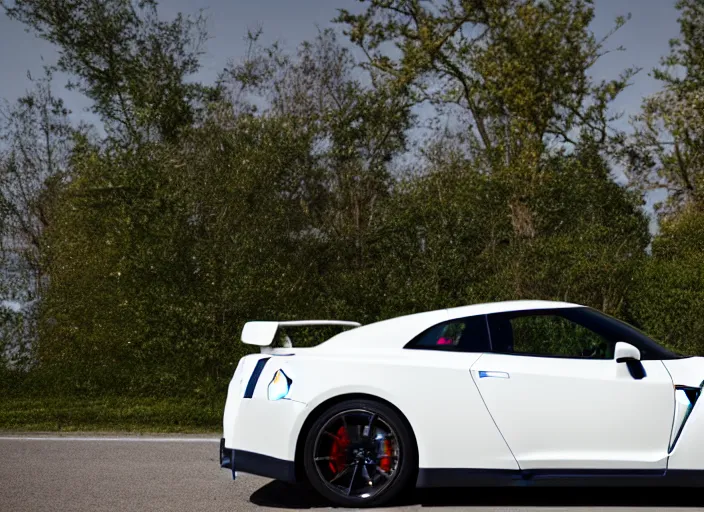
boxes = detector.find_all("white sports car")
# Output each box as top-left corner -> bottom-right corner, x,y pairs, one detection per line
220,300 -> 704,507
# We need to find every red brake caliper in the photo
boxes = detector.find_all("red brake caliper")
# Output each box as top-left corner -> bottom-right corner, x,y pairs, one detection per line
328,426 -> 350,474
379,439 -> 393,472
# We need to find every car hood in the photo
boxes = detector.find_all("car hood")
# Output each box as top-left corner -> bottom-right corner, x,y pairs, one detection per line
663,356 -> 704,388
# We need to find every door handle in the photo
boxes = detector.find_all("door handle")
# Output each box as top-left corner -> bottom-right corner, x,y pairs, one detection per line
477,371 -> 510,379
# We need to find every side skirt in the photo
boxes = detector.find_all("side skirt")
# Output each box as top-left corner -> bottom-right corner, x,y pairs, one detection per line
416,468 -> 704,488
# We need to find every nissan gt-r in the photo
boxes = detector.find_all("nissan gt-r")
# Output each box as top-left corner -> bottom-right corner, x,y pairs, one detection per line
220,300 -> 703,507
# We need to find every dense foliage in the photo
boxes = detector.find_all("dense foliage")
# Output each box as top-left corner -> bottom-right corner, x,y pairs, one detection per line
0,0 -> 702,398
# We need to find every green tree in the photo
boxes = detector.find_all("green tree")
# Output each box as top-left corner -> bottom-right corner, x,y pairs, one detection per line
0,70 -> 74,375
337,0 -> 639,280
628,209 -> 704,355
0,0 -> 682,401
2,0 -> 212,145
624,0 -> 704,354
371,138 -> 649,318
622,0 -> 704,219
0,70 -> 73,292
40,115 -> 322,395
337,0 -> 635,174
221,30 -> 413,320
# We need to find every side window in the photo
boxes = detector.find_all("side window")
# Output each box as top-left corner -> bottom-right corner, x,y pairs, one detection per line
414,321 -> 466,348
487,311 -> 614,359
405,316 -> 491,352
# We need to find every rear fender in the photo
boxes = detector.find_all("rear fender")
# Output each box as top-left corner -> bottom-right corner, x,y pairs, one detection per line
283,354 -> 519,471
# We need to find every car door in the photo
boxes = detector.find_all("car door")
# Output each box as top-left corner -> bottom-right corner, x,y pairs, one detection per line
470,307 -> 675,471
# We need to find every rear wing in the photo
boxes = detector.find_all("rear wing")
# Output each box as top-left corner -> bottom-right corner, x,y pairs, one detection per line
241,320 -> 361,349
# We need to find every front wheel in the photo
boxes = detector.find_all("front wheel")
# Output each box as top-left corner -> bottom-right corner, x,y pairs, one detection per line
302,399 -> 417,508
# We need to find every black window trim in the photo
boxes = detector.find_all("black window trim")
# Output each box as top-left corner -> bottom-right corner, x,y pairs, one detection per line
485,314 -> 493,352
403,306 -> 683,360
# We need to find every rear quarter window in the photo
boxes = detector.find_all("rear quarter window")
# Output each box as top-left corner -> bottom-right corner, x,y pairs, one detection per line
405,315 -> 491,352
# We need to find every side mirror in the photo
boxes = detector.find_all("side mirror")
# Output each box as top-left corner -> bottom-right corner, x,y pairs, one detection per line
615,342 -> 641,363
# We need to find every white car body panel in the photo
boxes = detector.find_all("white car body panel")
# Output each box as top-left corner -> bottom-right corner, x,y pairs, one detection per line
471,354 -> 673,469
288,351 -> 519,470
659,357 -> 704,470
221,300 -> 704,489
223,354 -> 305,464
663,357 -> 704,388
227,349 -> 519,469
669,395 -> 704,470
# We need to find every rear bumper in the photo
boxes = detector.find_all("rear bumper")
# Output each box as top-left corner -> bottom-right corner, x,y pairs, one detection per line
219,438 -> 232,469
220,437 -> 296,483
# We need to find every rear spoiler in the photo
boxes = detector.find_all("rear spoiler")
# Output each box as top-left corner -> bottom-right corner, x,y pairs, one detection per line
241,320 -> 361,348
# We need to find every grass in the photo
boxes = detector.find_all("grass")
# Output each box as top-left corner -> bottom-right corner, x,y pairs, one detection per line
0,395 -> 224,433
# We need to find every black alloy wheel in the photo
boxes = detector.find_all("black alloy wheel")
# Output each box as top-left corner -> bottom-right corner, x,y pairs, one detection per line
303,399 -> 417,508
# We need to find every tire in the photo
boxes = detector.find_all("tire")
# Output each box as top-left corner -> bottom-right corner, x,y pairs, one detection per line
302,398 -> 417,508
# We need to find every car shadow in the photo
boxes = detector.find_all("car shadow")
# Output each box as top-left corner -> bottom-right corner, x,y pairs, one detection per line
250,481 -> 703,509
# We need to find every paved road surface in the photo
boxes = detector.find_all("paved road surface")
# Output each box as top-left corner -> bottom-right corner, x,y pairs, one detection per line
1,434 -> 702,511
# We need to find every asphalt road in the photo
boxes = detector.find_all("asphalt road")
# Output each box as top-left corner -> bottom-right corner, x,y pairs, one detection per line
1,434 -> 703,512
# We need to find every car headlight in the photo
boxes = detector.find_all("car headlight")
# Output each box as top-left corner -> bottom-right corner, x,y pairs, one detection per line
268,369 -> 292,401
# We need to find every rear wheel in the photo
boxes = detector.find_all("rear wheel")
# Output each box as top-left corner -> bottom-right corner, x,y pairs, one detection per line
302,399 -> 417,508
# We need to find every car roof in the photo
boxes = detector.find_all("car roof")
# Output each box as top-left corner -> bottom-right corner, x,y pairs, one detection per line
445,299 -> 579,319
316,300 -> 582,352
